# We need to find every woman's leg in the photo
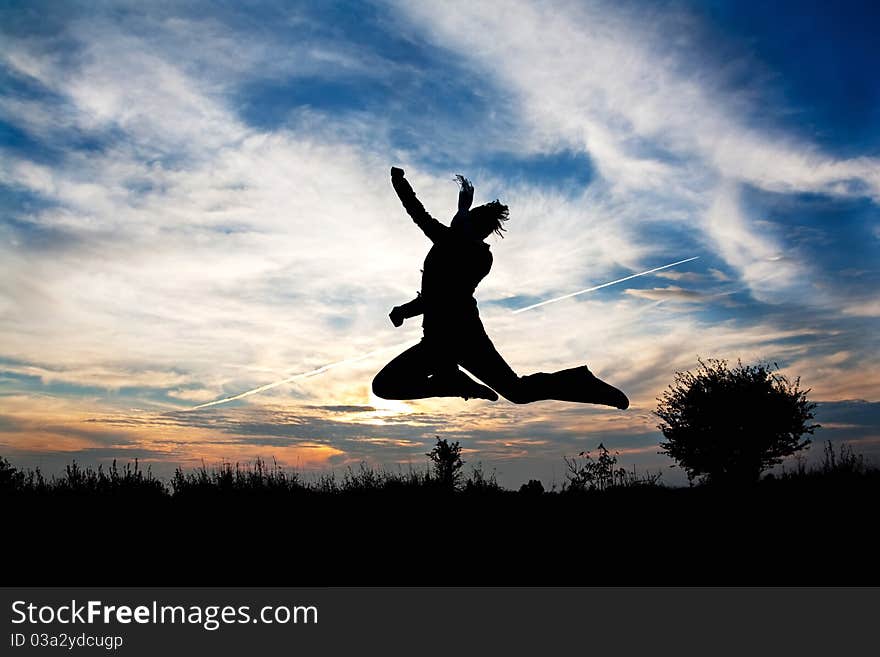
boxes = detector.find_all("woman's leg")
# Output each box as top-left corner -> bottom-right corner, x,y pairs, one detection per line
371,339 -> 496,401
456,331 -> 545,404
459,331 -> 628,408
371,341 -> 436,400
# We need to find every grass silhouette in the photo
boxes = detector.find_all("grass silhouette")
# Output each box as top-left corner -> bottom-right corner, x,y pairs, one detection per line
2,440 -> 877,586
2,440 -> 875,497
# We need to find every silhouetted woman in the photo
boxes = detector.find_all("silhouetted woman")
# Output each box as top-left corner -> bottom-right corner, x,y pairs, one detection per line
372,166 -> 629,409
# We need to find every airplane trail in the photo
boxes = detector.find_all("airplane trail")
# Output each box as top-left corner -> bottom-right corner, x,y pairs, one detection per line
188,341 -> 415,411
189,256 -> 699,410
510,256 -> 700,313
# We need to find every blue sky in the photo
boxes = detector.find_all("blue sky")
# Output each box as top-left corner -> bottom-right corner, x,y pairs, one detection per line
1,0 -> 878,486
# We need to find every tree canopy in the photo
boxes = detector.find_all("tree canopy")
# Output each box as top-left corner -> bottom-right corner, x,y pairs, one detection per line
655,358 -> 819,484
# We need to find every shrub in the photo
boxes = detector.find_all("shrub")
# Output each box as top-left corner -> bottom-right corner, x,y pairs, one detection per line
426,437 -> 465,490
519,479 -> 545,495
463,462 -> 502,494
656,358 -> 818,485
562,443 -> 661,492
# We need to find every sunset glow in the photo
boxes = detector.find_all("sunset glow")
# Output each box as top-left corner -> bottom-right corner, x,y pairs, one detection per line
2,0 -> 878,487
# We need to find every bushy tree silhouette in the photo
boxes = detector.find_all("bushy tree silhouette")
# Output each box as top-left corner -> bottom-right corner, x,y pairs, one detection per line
655,358 -> 819,485
426,437 -> 464,490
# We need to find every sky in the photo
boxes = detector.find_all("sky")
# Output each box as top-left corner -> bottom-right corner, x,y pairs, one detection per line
1,0 -> 878,487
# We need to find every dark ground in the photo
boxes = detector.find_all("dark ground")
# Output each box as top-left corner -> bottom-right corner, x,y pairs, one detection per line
5,475 -> 878,586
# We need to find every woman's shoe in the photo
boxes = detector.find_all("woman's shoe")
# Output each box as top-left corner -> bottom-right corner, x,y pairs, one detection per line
549,366 -> 629,409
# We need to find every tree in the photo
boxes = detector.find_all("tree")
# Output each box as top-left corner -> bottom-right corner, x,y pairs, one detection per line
655,358 -> 819,485
426,437 -> 464,490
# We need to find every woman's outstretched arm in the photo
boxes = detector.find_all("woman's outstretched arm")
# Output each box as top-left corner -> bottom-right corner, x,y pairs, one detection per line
389,292 -> 424,327
390,167 -> 447,242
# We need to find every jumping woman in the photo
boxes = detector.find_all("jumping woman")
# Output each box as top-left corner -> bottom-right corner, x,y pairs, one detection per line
372,166 -> 629,409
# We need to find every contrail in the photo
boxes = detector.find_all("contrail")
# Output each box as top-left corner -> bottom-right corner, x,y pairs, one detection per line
187,341 -> 415,411
189,256 -> 699,410
510,256 -> 700,314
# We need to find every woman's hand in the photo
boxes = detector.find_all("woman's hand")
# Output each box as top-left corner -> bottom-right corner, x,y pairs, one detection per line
455,174 -> 474,212
389,306 -> 405,327
391,166 -> 405,179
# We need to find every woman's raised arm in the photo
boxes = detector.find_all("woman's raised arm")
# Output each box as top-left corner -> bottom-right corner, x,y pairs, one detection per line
390,167 -> 447,242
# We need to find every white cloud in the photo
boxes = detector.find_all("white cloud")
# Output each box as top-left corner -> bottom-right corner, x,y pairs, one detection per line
0,8 -> 659,409
842,299 -> 880,318
390,0 -> 880,299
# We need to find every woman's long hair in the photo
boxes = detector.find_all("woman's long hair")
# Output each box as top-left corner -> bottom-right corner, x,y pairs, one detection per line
470,200 -> 510,238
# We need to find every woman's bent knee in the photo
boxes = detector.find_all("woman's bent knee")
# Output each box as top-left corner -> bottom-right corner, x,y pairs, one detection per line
372,371 -> 407,400
371,373 -> 392,399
